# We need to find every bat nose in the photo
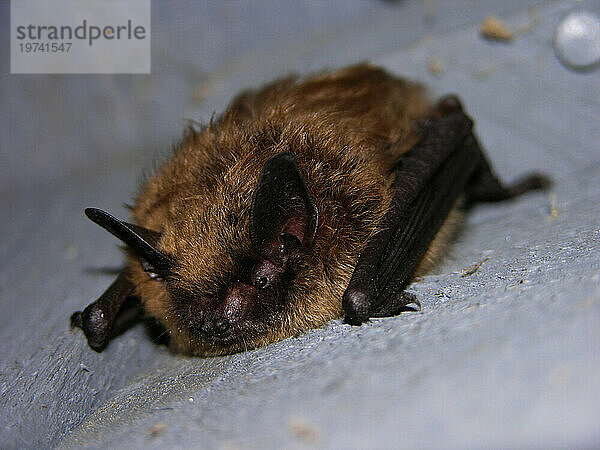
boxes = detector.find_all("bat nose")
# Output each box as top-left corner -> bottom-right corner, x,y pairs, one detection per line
214,319 -> 230,334
200,317 -> 230,336
223,287 -> 245,321
197,286 -> 248,337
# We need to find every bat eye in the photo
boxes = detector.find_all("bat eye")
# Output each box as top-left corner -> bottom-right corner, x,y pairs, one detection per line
251,259 -> 279,289
254,276 -> 270,289
140,257 -> 163,281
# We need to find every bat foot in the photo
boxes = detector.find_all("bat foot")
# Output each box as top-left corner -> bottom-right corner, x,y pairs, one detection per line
508,172 -> 552,197
403,291 -> 421,311
371,291 -> 421,318
343,288 -> 421,324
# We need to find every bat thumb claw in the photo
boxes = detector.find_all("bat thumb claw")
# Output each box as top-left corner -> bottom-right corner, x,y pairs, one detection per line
342,288 -> 371,325
436,95 -> 464,116
71,305 -> 111,352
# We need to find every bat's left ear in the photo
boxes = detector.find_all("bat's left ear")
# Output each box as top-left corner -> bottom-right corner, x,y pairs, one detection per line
84,208 -> 172,279
250,152 -> 318,257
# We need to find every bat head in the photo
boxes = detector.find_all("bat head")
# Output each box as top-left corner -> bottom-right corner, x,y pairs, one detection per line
159,151 -> 319,354
79,152 -> 320,355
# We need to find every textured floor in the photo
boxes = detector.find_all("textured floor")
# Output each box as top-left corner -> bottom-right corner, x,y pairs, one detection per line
1,1 -> 599,448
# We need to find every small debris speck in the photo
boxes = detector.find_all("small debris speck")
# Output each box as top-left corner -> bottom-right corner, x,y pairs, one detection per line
549,364 -> 573,387
480,15 -> 513,42
288,416 -> 320,444
461,257 -> 489,277
150,422 -> 166,437
65,245 -> 78,261
428,58 -> 444,77
548,192 -> 559,220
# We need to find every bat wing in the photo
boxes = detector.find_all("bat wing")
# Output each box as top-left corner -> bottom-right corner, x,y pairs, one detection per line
343,98 -> 549,324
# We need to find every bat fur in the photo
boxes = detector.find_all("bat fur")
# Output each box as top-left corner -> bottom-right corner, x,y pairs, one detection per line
74,64 -> 546,356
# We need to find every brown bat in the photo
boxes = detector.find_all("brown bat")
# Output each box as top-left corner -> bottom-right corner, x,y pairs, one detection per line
71,64 -> 549,356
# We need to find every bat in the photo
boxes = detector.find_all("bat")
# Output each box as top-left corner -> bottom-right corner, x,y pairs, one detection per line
71,64 -> 549,356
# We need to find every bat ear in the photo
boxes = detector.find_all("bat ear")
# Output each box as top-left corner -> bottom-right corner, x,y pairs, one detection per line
84,208 -> 172,278
250,152 -> 319,256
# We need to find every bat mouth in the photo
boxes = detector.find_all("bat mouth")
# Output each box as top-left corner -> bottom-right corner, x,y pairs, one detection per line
193,327 -> 264,353
201,332 -> 237,347
185,309 -> 280,352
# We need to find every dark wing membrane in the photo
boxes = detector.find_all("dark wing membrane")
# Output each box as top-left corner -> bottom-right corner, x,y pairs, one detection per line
343,107 -> 549,324
343,112 -> 476,323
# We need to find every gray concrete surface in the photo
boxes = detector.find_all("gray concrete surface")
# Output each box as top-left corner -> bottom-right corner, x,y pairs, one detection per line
1,1 -> 599,448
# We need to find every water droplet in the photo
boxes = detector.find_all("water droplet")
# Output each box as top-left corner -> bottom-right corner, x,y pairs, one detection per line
554,10 -> 600,71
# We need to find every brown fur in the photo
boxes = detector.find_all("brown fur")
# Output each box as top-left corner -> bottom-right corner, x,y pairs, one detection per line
127,64 -> 452,356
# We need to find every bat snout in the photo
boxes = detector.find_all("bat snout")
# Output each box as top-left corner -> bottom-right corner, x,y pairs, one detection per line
199,286 -> 250,338
201,318 -> 230,336
223,287 -> 246,322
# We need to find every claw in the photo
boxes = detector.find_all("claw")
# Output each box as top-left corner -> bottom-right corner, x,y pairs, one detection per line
436,95 -> 464,117
342,288 -> 371,325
